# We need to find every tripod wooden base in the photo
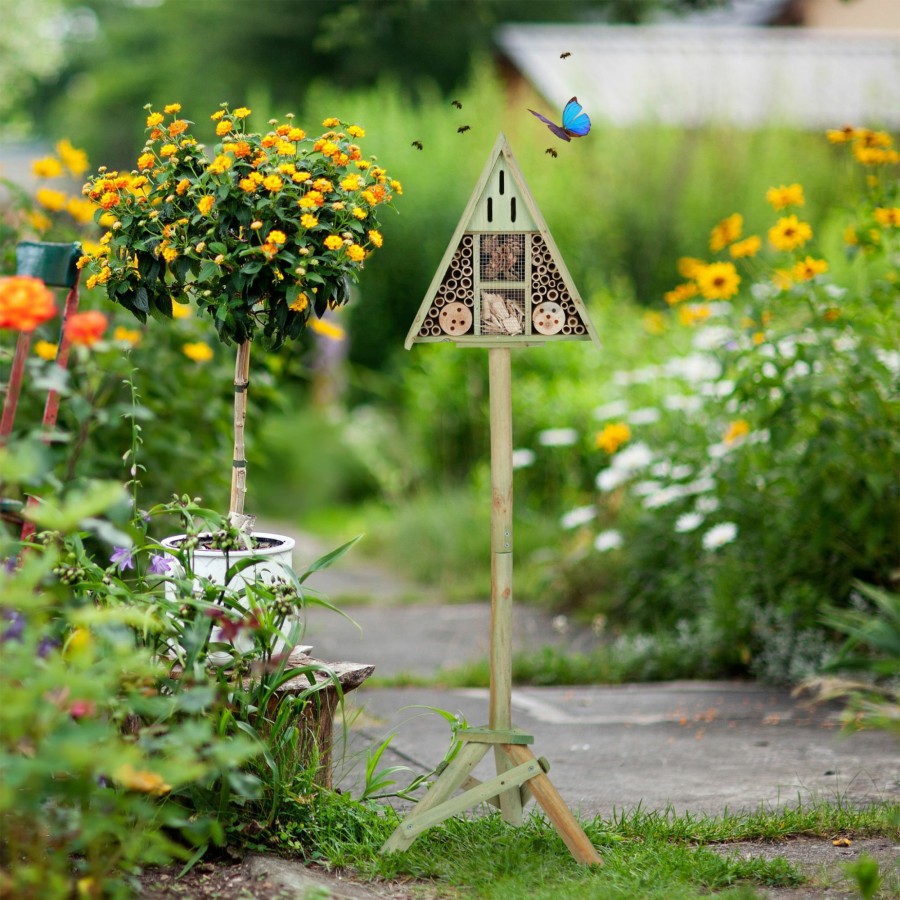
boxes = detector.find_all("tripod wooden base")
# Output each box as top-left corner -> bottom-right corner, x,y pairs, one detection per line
380,727 -> 602,865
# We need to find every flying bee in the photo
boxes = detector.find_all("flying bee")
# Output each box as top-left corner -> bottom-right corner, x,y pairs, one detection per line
545,147 -> 558,158
560,51 -> 571,59
411,140 -> 423,150
451,100 -> 463,109
457,125 -> 470,134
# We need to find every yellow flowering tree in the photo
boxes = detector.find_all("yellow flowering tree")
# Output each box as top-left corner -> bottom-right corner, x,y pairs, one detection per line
81,104 -> 401,521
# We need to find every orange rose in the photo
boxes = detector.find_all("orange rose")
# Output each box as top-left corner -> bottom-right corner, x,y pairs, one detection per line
65,310 -> 108,346
0,276 -> 57,331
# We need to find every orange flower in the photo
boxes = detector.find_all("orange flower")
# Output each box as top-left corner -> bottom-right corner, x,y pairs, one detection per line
65,310 -> 108,346
0,276 -> 57,331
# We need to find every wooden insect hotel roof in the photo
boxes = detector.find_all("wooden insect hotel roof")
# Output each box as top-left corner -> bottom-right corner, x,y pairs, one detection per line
405,132 -> 600,350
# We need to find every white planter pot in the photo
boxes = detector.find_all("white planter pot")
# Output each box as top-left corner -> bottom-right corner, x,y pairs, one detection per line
160,532 -> 298,663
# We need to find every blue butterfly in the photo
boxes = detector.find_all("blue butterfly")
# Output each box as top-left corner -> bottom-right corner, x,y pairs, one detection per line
528,96 -> 591,142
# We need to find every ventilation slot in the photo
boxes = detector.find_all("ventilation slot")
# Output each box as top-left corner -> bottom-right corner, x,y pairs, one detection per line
498,170 -> 505,195
510,197 -> 516,223
487,197 -> 493,223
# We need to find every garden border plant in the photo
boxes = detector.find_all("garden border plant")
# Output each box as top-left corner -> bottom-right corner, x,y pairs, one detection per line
81,102 -> 401,529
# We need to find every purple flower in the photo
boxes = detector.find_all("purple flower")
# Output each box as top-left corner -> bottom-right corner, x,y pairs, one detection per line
1,609 -> 25,644
148,554 -> 172,575
37,636 -> 59,658
110,546 -> 135,571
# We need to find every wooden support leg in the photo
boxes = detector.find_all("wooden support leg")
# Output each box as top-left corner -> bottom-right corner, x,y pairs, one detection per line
382,741 -> 490,854
501,743 -> 602,866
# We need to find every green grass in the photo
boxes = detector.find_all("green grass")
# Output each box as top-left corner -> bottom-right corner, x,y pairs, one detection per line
264,796 -> 900,899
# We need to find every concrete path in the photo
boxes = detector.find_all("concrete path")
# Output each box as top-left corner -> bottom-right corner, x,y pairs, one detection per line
268,523 -> 899,819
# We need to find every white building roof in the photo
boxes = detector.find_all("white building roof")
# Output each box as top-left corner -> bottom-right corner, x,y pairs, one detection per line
496,24 -> 900,128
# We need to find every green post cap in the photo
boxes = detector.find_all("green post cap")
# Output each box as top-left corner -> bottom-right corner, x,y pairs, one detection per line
15,242 -> 82,288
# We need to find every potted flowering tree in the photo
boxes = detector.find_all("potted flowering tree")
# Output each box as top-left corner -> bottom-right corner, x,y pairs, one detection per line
81,103 -> 399,545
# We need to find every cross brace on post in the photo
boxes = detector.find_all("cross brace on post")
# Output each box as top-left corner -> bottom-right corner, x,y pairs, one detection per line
381,349 -> 602,866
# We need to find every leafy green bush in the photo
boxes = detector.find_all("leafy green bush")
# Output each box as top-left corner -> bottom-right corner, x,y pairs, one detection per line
554,126 -> 899,680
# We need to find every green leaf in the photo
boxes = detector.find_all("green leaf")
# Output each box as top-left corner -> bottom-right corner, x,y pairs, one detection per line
24,481 -> 128,531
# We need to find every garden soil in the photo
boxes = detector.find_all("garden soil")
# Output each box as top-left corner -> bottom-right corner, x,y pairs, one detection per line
138,526 -> 899,898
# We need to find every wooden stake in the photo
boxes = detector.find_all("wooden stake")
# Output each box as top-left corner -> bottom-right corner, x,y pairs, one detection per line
502,743 -> 603,866
0,332 -> 32,447
487,347 -> 523,824
229,339 -> 251,519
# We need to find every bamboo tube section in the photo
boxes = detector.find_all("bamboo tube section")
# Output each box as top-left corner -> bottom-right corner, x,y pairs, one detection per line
0,332 -> 32,447
229,339 -> 252,519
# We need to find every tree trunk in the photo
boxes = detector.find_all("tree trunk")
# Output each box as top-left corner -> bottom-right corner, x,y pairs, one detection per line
229,339 -> 251,520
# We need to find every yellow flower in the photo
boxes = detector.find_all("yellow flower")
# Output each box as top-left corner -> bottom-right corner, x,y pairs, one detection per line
146,112 -> 164,128
322,117 -> 340,127
27,210 -> 51,232
843,226 -> 859,246
34,340 -> 58,360
765,183 -> 804,210
347,244 -> 366,262
113,326 -> 142,346
723,419 -> 750,445
792,256 -> 828,281
367,229 -> 383,248
55,139 -> 89,176
642,311 -> 666,334
171,301 -> 191,319
324,235 -> 344,250
340,173 -> 362,191
159,143 -> 178,158
390,179 -> 403,194
233,107 -> 252,118
66,197 -> 96,224
215,119 -> 233,136
709,213 -> 743,252
207,154 -> 233,174
678,304 -> 712,326
752,331 -> 766,345
298,190 -> 324,209
35,188 -> 67,212
32,156 -> 64,178
664,282 -> 698,305
290,292 -> 309,312
310,318 -> 346,340
211,110 -> 226,121
197,195 -> 215,215
312,178 -> 333,193
300,214 -> 318,228
137,152 -> 155,171
729,236 -> 761,259
826,125 -> 856,143
596,422 -> 631,454
874,207 -> 900,227
768,215 -> 812,251
267,230 -> 287,245
163,103 -> 182,114
162,246 -> 178,263
696,261 -> 740,300
239,176 -> 260,192
182,342 -> 213,362
115,764 -> 172,796
772,269 -> 794,291
352,207 -> 366,220
853,146 -> 899,166
677,257 -> 706,279
263,174 -> 284,192
176,178 -> 190,195
276,141 -> 296,156
292,171 -> 312,183
347,125 -> 365,138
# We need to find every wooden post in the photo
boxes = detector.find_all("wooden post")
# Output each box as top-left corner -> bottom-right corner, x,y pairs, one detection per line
0,332 -> 32,447
487,347 -> 523,825
229,339 -> 251,520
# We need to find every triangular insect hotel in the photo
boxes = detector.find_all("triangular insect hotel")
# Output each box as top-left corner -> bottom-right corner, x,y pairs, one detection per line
405,133 -> 600,350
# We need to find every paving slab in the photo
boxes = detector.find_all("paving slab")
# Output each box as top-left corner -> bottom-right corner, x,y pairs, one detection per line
334,682 -> 899,819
